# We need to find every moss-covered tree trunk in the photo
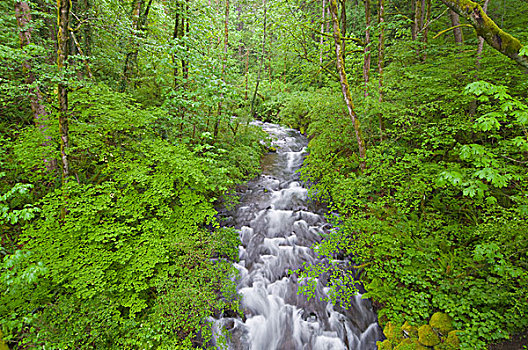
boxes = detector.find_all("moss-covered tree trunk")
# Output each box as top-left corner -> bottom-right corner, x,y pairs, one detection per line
57,0 -> 71,184
329,0 -> 366,170
439,0 -> 528,70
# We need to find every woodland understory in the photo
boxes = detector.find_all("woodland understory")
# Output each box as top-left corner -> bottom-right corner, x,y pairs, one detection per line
1,0 -> 527,349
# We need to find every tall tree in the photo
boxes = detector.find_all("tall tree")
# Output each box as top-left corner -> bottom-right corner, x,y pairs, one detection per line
449,10 -> 464,44
377,0 -> 385,140
57,0 -> 71,183
363,0 -> 371,97
329,0 -> 366,170
250,0 -> 267,118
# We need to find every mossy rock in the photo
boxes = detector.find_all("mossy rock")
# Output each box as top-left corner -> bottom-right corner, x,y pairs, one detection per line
418,324 -> 440,347
0,330 -> 8,350
434,330 -> 461,350
268,146 -> 277,153
429,312 -> 454,335
384,322 -> 403,345
377,339 -> 393,350
394,338 -> 429,350
401,321 -> 418,339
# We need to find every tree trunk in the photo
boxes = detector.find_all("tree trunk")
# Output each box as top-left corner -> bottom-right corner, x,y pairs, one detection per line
15,1 -> 56,172
439,0 -> 528,70
57,0 -> 71,184
319,0 -> 326,69
215,0 -> 230,140
250,0 -> 267,118
339,0 -> 346,59
476,0 -> 491,69
377,0 -> 385,141
449,10 -> 464,44
363,0 -> 371,97
329,0 -> 366,170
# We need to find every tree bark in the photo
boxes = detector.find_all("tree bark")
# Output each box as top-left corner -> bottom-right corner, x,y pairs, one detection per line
363,0 -> 371,97
439,0 -> 528,70
57,0 -> 71,184
329,0 -> 366,170
449,10 -> 464,44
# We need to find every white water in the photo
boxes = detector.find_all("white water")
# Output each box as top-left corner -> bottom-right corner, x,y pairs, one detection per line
213,122 -> 381,349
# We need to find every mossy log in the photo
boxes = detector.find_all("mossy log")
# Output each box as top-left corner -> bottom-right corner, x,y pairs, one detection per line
439,0 -> 528,70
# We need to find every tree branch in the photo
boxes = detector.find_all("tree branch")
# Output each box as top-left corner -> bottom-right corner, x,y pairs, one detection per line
439,0 -> 528,70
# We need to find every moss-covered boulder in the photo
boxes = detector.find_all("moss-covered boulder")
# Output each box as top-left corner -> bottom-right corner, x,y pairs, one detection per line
418,324 -> 440,347
0,330 -> 8,350
433,330 -> 461,350
377,339 -> 393,350
401,321 -> 418,339
384,321 -> 404,345
394,338 -> 429,350
429,312 -> 454,335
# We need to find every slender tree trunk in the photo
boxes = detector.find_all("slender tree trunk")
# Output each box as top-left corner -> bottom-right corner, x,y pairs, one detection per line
319,0 -> 327,69
363,0 -> 371,97
439,0 -> 528,70
421,0 -> 431,61
329,0 -> 366,170
250,0 -> 267,118
470,0 -> 491,116
182,3 -> 189,80
244,49 -> 249,100
449,10 -> 464,44
15,1 -> 56,172
377,0 -> 385,141
215,0 -> 229,140
339,0 -> 346,59
58,0 -> 71,184
476,0 -> 491,70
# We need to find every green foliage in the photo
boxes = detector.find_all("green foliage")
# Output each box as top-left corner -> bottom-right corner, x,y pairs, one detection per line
299,44 -> 528,349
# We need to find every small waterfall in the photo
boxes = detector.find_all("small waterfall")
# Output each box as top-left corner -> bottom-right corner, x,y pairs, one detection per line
213,122 -> 381,349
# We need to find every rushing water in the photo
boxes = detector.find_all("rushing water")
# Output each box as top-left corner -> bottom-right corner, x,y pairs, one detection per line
213,122 -> 381,350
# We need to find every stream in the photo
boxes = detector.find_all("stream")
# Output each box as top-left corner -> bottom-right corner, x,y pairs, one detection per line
213,122 -> 381,349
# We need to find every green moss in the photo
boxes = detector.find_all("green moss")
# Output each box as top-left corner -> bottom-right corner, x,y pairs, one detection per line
401,321 -> 418,339
429,312 -> 454,335
384,321 -> 403,345
418,324 -> 440,347
377,339 -> 393,350
0,330 -> 8,350
394,338 -> 429,350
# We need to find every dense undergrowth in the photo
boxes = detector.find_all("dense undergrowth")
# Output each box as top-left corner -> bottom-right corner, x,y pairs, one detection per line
1,83 -> 266,348
257,41 -> 528,349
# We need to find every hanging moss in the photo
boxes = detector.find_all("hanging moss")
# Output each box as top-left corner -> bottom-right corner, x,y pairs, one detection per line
418,324 -> 441,347
429,312 -> 454,335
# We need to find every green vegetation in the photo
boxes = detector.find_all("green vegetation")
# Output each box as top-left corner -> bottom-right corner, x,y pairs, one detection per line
1,0 -> 528,348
